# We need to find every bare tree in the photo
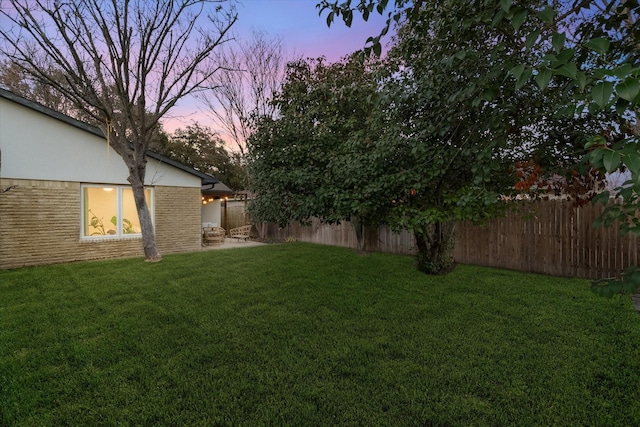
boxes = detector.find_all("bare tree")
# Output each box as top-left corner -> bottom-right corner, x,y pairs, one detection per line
0,0 -> 237,262
0,60 -> 31,97
0,59 -> 88,118
198,28 -> 288,156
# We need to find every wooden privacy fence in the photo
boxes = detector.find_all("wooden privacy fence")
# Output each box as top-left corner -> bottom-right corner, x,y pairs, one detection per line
262,219 -> 416,254
455,200 -> 639,279
222,200 -> 249,231
261,200 -> 640,280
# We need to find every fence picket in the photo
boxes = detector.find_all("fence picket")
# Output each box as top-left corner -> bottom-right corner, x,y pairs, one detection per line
262,200 -> 639,279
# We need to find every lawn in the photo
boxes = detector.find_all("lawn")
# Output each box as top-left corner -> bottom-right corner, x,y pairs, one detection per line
2,243 -> 640,426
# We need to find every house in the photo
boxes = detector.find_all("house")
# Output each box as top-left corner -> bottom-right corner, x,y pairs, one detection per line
0,88 -> 231,269
201,181 -> 234,228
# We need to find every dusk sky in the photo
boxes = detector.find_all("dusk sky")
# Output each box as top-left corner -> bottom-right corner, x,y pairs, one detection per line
164,0 -> 390,131
0,0 -> 390,133
234,0 -> 388,61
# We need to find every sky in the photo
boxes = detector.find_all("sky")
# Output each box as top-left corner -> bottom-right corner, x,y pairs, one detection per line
234,0 -> 388,61
163,0 -> 390,132
0,0 -> 390,133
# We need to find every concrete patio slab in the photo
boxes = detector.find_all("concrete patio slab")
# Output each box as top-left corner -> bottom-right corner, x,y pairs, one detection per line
201,238 -> 267,250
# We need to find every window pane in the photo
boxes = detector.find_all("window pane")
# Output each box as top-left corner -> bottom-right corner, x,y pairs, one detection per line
83,187 -> 117,236
121,188 -> 151,234
121,188 -> 141,234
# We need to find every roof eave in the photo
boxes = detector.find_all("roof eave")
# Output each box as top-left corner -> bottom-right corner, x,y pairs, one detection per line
0,87 -> 105,138
0,87 -> 221,186
146,150 -> 219,185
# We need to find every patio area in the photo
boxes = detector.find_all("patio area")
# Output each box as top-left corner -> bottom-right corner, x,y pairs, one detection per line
201,237 -> 267,250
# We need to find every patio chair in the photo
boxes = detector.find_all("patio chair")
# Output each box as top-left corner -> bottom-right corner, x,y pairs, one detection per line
229,225 -> 252,242
203,226 -> 226,245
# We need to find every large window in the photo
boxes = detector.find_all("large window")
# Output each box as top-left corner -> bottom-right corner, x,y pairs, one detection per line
82,185 -> 153,238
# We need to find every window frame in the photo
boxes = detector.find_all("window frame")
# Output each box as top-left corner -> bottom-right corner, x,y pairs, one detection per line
80,184 -> 154,240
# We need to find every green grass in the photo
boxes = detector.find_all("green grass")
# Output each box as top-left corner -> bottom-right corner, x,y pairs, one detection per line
2,243 -> 640,426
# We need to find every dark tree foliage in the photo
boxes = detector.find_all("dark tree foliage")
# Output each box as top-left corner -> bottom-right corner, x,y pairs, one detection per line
369,0 -> 562,273
320,0 -> 640,289
248,55 -> 383,246
250,1 -> 609,274
156,123 -> 248,191
249,0 -> 613,274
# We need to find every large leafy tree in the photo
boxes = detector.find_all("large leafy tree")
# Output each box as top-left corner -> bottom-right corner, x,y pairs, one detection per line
250,0 -> 603,274
574,2 -> 640,293
359,0 -> 578,273
248,55 -> 383,248
320,0 -> 640,288
0,0 -> 237,262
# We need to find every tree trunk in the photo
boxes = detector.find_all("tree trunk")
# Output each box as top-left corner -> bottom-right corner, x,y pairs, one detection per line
129,172 -> 161,262
414,221 -> 456,274
256,222 -> 268,240
352,215 -> 366,252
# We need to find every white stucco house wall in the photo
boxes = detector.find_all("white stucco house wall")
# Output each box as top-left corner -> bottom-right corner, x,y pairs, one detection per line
0,87 -> 231,269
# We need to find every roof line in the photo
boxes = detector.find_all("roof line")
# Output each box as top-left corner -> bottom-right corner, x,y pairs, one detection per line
0,87 -> 105,138
146,151 -> 219,185
0,87 -> 220,186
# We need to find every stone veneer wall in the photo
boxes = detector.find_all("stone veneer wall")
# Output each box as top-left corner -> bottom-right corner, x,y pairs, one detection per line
0,179 -> 202,269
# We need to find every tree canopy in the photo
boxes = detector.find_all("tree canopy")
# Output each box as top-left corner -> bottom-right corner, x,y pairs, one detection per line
156,123 -> 248,191
316,0 -> 640,289
248,0 -> 613,273
197,29 -> 289,156
248,56 -> 382,237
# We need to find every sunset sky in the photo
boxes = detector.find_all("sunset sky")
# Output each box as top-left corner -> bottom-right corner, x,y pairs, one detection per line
0,0 -> 390,133
164,0 -> 390,132
235,0 -> 388,61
